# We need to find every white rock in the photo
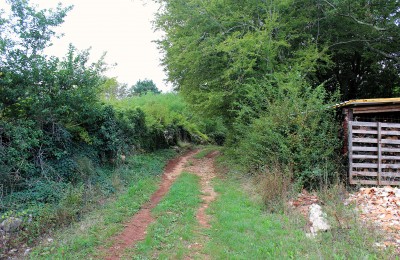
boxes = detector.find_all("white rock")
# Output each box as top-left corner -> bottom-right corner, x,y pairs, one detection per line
24,248 -> 31,256
1,217 -> 22,233
309,204 -> 330,236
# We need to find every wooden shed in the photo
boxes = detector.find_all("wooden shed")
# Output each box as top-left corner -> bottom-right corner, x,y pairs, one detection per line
337,98 -> 400,185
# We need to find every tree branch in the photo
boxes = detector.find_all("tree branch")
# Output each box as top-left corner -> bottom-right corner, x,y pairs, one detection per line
323,0 -> 387,31
365,42 -> 400,63
329,39 -> 400,63
339,14 -> 387,31
328,39 -> 372,49
322,0 -> 336,9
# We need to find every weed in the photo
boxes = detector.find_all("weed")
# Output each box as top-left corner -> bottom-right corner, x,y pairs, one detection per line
256,165 -> 295,213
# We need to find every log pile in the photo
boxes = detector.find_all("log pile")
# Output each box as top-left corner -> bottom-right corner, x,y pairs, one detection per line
346,186 -> 400,250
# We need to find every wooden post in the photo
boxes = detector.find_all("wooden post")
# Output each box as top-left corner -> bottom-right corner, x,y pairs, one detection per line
377,122 -> 382,186
348,120 -> 354,184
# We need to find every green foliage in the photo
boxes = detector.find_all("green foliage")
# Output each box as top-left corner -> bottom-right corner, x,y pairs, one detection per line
155,0 -> 370,187
98,77 -> 129,101
0,3 -> 186,253
229,73 -> 341,188
110,93 -> 210,148
2,150 -> 176,254
290,0 -> 400,100
154,0 -> 289,123
129,79 -> 160,96
0,0 -> 169,203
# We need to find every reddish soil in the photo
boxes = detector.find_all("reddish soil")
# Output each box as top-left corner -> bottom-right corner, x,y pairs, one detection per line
289,190 -> 320,233
184,150 -> 219,259
103,149 -> 198,260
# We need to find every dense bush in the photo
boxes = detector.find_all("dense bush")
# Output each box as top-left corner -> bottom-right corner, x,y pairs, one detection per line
110,93 -> 223,148
227,73 -> 342,189
0,0 -> 199,214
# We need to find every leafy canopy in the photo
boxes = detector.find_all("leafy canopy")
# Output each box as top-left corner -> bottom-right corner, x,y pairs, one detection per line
130,79 -> 161,96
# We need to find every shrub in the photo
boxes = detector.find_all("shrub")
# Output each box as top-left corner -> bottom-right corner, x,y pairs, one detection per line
228,73 -> 341,189
109,93 -> 209,148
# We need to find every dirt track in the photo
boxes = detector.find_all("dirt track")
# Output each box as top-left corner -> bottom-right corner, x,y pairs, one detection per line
103,149 -> 198,260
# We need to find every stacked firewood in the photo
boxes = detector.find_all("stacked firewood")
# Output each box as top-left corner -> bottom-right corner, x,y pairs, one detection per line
346,187 -> 400,249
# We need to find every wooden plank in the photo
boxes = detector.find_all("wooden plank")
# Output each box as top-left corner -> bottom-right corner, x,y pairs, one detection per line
353,138 -> 378,143
381,131 -> 400,136
350,163 -> 400,169
380,181 -> 400,185
352,163 -> 378,168
381,164 -> 400,169
351,171 -> 377,177
381,122 -> 400,128
350,121 -> 378,127
382,155 -> 400,160
353,106 -> 400,114
350,179 -> 378,185
381,139 -> 400,145
350,179 -> 400,185
352,146 -> 378,152
352,129 -> 378,134
381,172 -> 400,178
352,154 -> 378,159
351,171 -> 400,178
382,147 -> 400,153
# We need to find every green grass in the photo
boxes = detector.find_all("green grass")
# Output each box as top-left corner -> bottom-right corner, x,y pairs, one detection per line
130,172 -> 201,259
204,177 -> 390,259
192,145 -> 221,159
29,150 -> 176,259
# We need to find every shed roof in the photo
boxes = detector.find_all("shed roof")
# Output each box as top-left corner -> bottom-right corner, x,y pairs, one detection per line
335,98 -> 400,108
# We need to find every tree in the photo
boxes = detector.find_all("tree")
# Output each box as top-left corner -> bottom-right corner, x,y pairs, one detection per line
280,0 -> 400,100
98,77 -> 129,100
153,0 -> 294,126
0,0 -> 73,117
153,0 -> 400,121
0,0 -> 109,192
130,79 -> 160,96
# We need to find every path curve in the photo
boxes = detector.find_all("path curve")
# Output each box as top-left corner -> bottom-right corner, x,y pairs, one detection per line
104,149 -> 198,260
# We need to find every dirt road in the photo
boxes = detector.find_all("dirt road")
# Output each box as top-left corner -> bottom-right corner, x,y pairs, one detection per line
103,149 -> 218,259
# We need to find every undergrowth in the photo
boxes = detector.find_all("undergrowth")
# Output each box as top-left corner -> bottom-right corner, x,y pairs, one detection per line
3,150 -> 176,258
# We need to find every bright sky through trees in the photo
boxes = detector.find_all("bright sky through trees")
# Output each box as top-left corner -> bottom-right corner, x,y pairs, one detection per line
0,0 -> 170,92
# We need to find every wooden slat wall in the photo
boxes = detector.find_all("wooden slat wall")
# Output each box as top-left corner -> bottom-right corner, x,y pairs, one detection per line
349,121 -> 400,186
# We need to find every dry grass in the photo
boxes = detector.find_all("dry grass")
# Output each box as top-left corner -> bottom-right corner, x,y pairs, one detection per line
255,166 -> 294,213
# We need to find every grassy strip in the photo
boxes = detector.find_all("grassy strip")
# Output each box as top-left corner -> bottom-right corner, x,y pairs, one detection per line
29,150 -> 176,259
192,145 -> 221,159
205,178 -> 388,259
130,172 -> 201,259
